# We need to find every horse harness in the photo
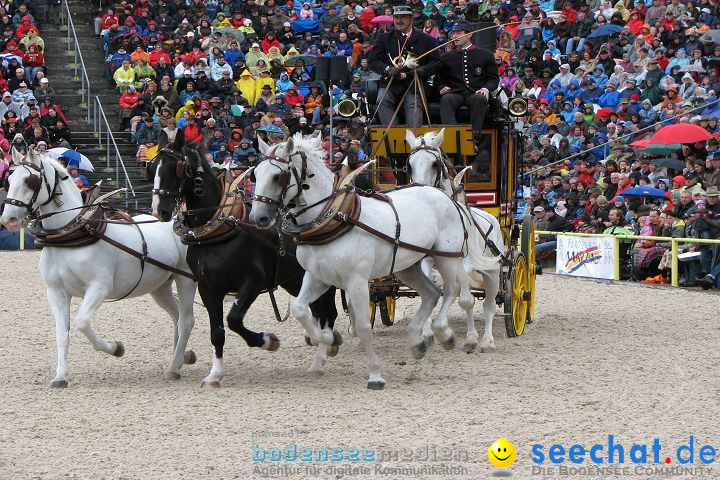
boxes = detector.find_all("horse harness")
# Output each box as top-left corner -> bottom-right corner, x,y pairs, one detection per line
256,153 -> 469,276
3,160 -> 196,301
409,142 -> 505,259
4,161 -> 66,217
166,154 -> 289,321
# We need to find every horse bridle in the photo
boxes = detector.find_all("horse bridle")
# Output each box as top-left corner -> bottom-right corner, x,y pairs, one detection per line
252,146 -> 309,209
152,146 -> 205,199
408,138 -> 450,189
3,160 -> 66,219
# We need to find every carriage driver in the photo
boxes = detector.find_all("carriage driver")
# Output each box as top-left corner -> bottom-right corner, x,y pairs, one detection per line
368,5 -> 440,127
416,21 -> 499,137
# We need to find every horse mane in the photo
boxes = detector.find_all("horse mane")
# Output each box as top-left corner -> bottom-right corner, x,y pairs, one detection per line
287,132 -> 330,175
41,155 -> 70,179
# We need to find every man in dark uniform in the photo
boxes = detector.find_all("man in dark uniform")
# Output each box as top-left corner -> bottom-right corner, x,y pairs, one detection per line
417,21 -> 499,134
368,5 -> 439,127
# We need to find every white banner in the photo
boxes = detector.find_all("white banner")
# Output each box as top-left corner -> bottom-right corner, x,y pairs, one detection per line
556,235 -> 615,280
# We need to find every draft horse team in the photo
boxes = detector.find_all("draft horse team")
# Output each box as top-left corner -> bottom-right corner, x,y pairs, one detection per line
1,128 -> 506,390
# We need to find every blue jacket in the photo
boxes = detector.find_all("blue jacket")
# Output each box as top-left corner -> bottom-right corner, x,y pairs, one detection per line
598,88 -> 620,109
224,47 -> 245,66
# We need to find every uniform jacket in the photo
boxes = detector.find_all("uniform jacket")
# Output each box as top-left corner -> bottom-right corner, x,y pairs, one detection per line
368,28 -> 440,93
426,45 -> 499,94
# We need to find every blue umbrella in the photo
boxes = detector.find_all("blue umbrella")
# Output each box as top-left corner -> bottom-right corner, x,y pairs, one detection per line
588,24 -> 624,38
46,148 -> 95,172
620,186 -> 667,199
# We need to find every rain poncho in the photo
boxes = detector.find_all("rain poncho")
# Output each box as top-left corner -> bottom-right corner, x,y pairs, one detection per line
245,46 -> 268,68
275,72 -> 295,93
235,69 -> 257,105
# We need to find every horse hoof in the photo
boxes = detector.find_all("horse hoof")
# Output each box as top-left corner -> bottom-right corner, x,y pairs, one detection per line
200,379 -> 221,389
367,380 -> 385,390
462,340 -> 478,354
441,335 -> 455,351
264,333 -> 280,352
411,340 -> 427,360
184,350 -> 197,364
327,344 -> 340,357
112,341 -> 125,357
479,342 -> 496,353
304,335 -> 313,346
331,330 -> 343,347
308,368 -> 325,379
165,371 -> 181,380
422,334 -> 435,346
50,380 -> 68,389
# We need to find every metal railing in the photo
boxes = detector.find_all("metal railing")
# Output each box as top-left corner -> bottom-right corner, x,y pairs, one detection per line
59,0 -> 91,124
93,96 -> 136,206
535,230 -> 720,287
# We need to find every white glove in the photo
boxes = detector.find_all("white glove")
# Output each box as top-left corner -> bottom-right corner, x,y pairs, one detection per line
403,56 -> 419,70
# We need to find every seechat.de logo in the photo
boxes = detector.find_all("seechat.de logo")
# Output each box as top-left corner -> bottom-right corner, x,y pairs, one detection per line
532,435 -> 716,466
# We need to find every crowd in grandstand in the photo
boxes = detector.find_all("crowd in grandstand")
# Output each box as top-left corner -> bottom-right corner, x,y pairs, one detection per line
0,3 -> 77,190
94,0 -> 717,287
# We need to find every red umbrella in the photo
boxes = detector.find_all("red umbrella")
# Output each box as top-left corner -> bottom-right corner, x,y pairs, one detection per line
713,131 -> 720,137
371,15 -> 394,24
630,139 -> 650,148
648,124 -> 712,145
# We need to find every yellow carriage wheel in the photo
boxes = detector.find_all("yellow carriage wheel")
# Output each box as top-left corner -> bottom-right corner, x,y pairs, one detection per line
379,297 -> 396,326
521,214 -> 536,324
504,252 -> 529,337
369,301 -> 377,328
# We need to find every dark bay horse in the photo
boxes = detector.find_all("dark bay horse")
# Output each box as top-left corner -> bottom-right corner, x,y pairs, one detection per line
151,134 -> 339,387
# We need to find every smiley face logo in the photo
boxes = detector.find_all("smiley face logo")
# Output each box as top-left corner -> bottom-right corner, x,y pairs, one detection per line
488,438 -> 516,468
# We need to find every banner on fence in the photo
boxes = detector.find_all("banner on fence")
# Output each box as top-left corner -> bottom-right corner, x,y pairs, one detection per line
556,235 -> 615,279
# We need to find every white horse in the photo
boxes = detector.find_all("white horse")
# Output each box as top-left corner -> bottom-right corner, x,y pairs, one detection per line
406,129 -> 504,353
0,149 -> 197,388
248,133 -> 474,389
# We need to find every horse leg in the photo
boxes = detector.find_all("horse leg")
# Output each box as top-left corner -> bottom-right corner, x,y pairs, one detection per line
429,257 -> 461,350
395,263 -> 441,360
174,276 -> 197,364
74,284 -> 124,357
227,279 -> 280,351
290,274 -> 340,378
478,268 -> 500,353
419,257 -> 439,344
47,286 -> 71,388
307,288 -> 339,378
198,284 -> 225,388
344,278 -> 384,389
149,280 -> 191,380
462,269 -> 480,354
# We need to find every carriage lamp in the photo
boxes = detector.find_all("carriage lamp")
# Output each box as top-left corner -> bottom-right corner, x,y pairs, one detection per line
508,97 -> 529,117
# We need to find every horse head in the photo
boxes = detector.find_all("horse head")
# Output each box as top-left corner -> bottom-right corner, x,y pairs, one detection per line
0,148 -> 66,231
406,128 -> 449,189
249,133 -> 332,229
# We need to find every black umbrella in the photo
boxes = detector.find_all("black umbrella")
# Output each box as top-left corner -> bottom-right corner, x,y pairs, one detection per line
649,157 -> 686,169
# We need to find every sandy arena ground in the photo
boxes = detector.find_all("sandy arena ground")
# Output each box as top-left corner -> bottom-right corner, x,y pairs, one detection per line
1,250 -> 720,480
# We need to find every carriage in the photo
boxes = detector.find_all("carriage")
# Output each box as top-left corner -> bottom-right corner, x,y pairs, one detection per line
359,116 -> 538,338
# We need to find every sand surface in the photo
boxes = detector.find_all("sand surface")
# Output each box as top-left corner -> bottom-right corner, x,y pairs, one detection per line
1,250 -> 719,480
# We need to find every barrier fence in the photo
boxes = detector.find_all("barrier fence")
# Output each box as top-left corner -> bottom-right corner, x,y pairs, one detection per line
535,230 -> 720,287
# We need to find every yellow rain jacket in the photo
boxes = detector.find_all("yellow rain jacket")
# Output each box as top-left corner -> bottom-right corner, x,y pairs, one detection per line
235,69 -> 257,105
175,99 -> 197,121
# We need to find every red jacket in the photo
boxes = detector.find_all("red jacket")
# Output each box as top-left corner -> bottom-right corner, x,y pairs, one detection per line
15,16 -> 39,39
119,91 -> 141,109
183,122 -> 204,144
101,13 -> 119,30
149,49 -> 171,67
261,34 -> 283,53
284,90 -> 304,107
22,49 -> 43,67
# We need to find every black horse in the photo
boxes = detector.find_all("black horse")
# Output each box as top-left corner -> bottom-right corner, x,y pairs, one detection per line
151,133 -> 339,387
